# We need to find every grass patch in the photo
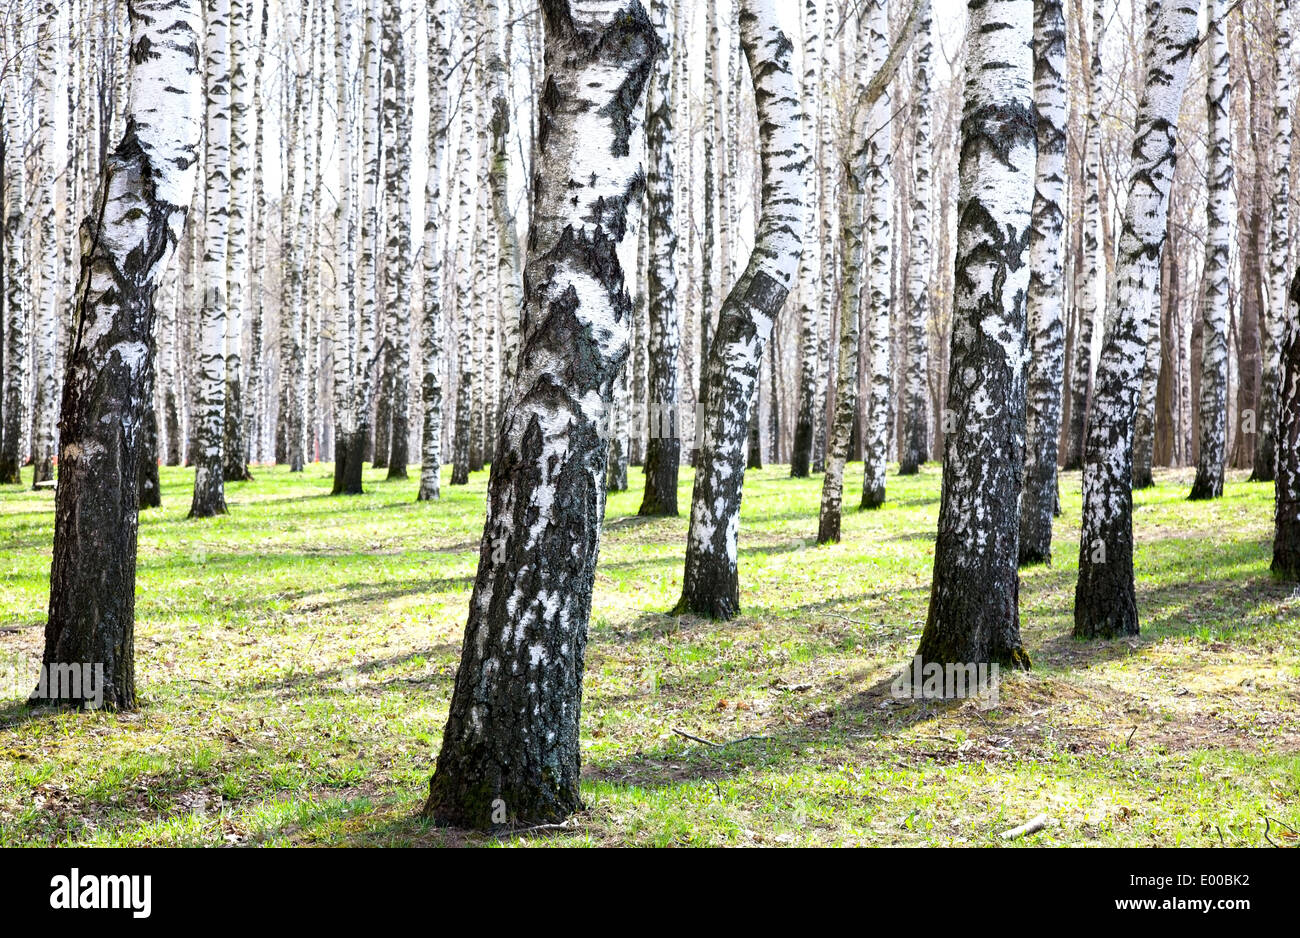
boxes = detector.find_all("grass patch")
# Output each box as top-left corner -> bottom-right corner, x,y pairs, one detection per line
0,461 -> 1296,846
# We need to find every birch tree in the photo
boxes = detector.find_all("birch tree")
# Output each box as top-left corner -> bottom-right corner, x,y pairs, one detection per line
860,0 -> 893,510
224,0 -> 254,481
675,0 -> 806,620
330,0 -> 358,494
31,3 -> 59,486
1255,0 -> 1291,483
0,13 -> 28,486
190,0 -> 233,517
1074,0 -> 1198,637
424,0 -> 656,828
1063,0 -> 1104,471
638,0 -> 680,517
914,0 -> 1034,674
418,0 -> 449,502
898,1 -> 933,477
791,0 -> 821,479
1018,0 -> 1067,564
1190,0 -> 1234,501
382,0 -> 412,479
817,6 -> 872,544
32,0 -> 202,708
1274,268 -> 1300,579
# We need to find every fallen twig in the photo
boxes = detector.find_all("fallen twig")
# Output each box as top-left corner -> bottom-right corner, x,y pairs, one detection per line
672,728 -> 773,749
999,814 -> 1048,841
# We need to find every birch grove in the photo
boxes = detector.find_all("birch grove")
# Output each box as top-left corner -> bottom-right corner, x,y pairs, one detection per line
1,0 -> 1298,835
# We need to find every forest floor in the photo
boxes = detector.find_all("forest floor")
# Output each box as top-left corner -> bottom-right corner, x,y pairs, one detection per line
0,459 -> 1297,846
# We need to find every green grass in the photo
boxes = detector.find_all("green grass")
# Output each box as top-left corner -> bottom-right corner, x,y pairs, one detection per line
0,459 -> 1297,846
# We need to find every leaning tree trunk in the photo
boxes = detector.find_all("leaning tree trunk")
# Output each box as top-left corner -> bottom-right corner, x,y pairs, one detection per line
418,0 -> 449,502
1255,0 -> 1292,483
190,0 -> 232,518
1018,0 -> 1067,565
859,0 -> 893,510
674,0 -> 806,620
637,0 -> 680,518
1063,0 -> 1104,472
898,0 -> 933,478
1074,0 -> 1198,638
914,0 -> 1034,677
817,2 -> 876,543
424,0 -> 657,829
32,0 -> 202,709
1190,0 -> 1234,502
1273,268 -> 1300,578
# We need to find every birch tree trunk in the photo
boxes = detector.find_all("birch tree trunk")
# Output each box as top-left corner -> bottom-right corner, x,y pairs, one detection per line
1017,0 -> 1067,564
0,24 -> 28,485
190,0 -> 232,517
330,0 -> 357,494
1190,0 -> 1234,501
340,0 -> 381,492
424,0 -> 656,828
898,1 -> 933,477
1074,0 -> 1198,637
32,0 -> 202,708
1254,0 -> 1292,483
418,0 -> 449,502
1063,0 -> 1104,471
450,24 -> 478,488
675,0 -> 806,620
31,3 -> 59,486
223,0 -> 253,481
859,0 -> 893,510
816,13 -> 868,545
914,0 -> 1034,674
637,0 -> 680,517
382,0 -> 413,479
488,0 -> 523,420
790,0 -> 821,479
1274,268 -> 1300,578
1132,291 -> 1162,489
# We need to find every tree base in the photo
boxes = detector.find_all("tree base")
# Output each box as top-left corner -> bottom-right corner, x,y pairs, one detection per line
860,485 -> 885,510
1273,545 -> 1300,581
1187,469 -> 1223,500
1017,544 -> 1051,568
0,459 -> 21,484
1132,470 -> 1154,490
224,464 -> 254,483
816,510 -> 841,545
422,769 -> 582,831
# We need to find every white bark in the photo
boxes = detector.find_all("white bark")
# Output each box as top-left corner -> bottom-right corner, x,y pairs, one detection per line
190,0 -> 232,516
1191,0 -> 1235,501
677,0 -> 807,619
1075,0 -> 1199,637
916,0 -> 1034,671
